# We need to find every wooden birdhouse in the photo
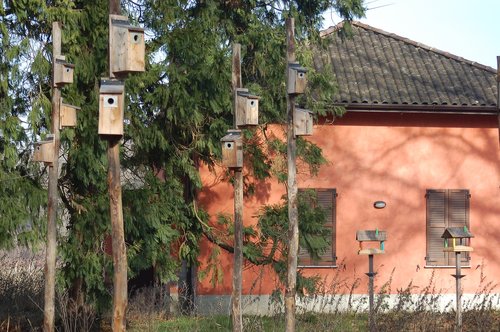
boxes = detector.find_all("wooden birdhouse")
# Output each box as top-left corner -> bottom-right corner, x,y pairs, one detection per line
98,79 -> 125,136
33,135 -> 55,164
53,55 -> 75,87
442,227 -> 474,252
59,98 -> 80,129
287,62 -> 307,95
294,108 -> 313,136
109,14 -> 145,76
356,229 -> 387,255
221,129 -> 243,169
235,88 -> 259,128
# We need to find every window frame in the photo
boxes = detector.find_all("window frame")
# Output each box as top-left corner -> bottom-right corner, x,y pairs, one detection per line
297,188 -> 337,268
425,189 -> 471,268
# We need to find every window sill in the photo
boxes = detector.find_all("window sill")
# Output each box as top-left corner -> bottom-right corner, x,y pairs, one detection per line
424,265 -> 471,269
298,265 -> 338,269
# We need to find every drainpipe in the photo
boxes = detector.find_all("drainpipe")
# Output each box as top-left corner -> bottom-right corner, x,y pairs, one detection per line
497,56 -> 499,148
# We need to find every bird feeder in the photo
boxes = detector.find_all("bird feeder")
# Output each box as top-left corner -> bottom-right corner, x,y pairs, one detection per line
294,108 -> 313,136
287,62 -> 307,95
220,129 -> 243,169
98,79 -> 125,136
109,14 -> 145,76
442,227 -> 474,252
235,88 -> 259,128
53,55 -> 75,87
356,229 -> 387,255
59,98 -> 80,129
33,135 -> 55,164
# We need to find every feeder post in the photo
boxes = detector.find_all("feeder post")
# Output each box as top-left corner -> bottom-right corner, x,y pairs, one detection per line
454,252 -> 463,332
366,254 -> 376,332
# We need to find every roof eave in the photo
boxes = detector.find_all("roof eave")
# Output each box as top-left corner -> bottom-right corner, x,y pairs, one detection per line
336,103 -> 499,115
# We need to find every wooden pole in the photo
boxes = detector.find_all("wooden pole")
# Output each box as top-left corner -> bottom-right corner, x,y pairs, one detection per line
108,0 -> 127,330
43,21 -> 62,332
108,137 -> 127,331
231,43 -> 243,332
285,17 -> 298,332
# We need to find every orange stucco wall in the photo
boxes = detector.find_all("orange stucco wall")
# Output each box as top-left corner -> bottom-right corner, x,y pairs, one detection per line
197,112 -> 500,296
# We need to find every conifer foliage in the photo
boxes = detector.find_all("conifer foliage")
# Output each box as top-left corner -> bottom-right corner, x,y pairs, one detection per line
0,0 -> 364,316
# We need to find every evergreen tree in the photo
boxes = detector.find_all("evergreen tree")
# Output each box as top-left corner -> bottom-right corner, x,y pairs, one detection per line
0,0 -> 365,317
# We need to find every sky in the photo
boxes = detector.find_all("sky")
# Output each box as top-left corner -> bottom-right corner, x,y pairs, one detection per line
322,0 -> 500,69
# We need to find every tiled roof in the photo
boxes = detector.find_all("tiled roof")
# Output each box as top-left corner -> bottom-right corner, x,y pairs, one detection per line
316,22 -> 498,112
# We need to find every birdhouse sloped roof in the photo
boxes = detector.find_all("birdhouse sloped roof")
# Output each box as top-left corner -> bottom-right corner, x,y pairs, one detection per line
356,230 -> 387,241
441,227 -> 474,239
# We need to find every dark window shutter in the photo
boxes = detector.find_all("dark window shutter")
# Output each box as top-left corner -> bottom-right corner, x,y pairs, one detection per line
426,189 -> 470,266
426,190 -> 447,266
298,189 -> 336,267
448,190 -> 470,265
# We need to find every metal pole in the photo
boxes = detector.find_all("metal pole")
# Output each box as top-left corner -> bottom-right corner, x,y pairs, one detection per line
285,17 -> 298,332
366,254 -> 376,332
43,21 -> 62,332
231,43 -> 243,332
453,252 -> 464,332
108,1 -> 127,330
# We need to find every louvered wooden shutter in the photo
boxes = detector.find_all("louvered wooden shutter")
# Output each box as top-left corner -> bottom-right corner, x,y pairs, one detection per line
448,190 -> 470,265
426,189 -> 470,266
298,189 -> 336,267
426,190 -> 447,265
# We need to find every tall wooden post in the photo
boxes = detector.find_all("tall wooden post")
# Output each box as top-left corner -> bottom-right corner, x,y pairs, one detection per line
107,0 -> 128,330
231,43 -> 243,332
43,21 -> 62,332
285,17 -> 298,332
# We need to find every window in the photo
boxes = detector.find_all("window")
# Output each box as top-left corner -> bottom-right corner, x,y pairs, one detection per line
298,188 -> 337,267
426,189 -> 470,267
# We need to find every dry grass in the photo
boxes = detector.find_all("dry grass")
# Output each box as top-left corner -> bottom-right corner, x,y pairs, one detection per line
2,251 -> 500,331
0,249 -> 44,332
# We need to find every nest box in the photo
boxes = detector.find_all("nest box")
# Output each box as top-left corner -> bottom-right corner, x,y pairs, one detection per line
294,108 -> 313,136
356,229 -> 387,255
33,135 -> 55,164
53,56 -> 75,87
235,88 -> 259,128
220,129 -> 243,169
442,227 -> 474,252
98,79 -> 125,136
59,98 -> 80,129
287,62 -> 307,95
109,14 -> 145,76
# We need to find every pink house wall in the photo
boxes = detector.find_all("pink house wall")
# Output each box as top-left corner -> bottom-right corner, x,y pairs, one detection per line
197,111 -> 500,296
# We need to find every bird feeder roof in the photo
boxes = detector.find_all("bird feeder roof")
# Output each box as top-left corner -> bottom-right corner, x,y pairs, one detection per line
441,227 -> 474,239
356,230 -> 387,242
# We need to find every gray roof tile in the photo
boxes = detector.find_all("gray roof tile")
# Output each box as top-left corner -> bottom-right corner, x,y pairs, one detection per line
319,22 -> 497,111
